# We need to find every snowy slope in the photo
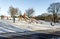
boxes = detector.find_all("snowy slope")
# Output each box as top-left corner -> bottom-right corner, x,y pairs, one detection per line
0,20 -> 29,33
6,20 -> 60,31
0,19 -> 60,33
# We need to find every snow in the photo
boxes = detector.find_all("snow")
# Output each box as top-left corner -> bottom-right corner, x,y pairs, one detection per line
6,19 -> 60,31
0,19 -> 60,33
0,20 -> 29,33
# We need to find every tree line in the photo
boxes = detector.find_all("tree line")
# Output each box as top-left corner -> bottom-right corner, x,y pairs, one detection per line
35,2 -> 60,23
9,6 -> 34,23
1,2 -> 60,23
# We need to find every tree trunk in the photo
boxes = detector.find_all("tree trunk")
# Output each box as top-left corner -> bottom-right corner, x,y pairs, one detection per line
53,13 -> 57,23
13,16 -> 15,23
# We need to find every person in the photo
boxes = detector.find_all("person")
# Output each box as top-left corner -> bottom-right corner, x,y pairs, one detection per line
50,22 -> 54,26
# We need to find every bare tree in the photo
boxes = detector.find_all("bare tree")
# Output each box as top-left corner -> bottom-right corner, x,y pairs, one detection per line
1,15 -> 4,20
47,2 -> 60,23
18,10 -> 22,21
26,8 -> 34,18
9,6 -> 18,23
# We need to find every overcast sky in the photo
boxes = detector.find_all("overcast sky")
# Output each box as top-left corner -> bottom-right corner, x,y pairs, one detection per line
0,0 -> 60,16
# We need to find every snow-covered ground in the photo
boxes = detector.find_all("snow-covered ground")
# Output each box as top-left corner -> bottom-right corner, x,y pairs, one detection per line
6,19 -> 60,31
0,20 -> 29,33
0,19 -> 60,33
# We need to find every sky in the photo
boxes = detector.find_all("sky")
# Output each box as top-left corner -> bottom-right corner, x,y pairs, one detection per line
0,0 -> 60,16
